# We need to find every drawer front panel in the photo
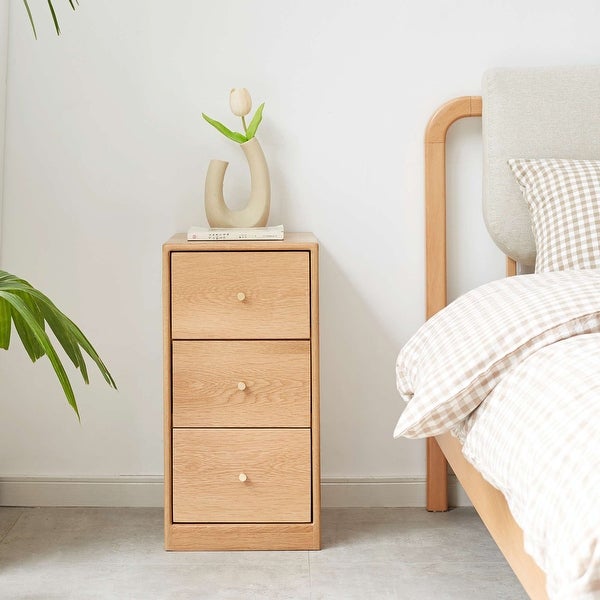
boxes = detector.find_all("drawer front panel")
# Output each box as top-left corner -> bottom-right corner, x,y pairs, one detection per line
171,251 -> 310,339
172,340 -> 311,428
173,428 -> 311,523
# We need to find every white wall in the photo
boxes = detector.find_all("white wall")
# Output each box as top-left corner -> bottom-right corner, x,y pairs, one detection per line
0,0 -> 8,249
1,0 -> 599,504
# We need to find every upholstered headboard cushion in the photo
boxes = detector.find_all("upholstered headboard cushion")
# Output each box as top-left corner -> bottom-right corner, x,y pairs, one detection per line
482,66 -> 600,266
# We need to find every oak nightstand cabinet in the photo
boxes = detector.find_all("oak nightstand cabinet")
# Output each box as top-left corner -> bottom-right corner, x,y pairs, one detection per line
162,232 -> 320,550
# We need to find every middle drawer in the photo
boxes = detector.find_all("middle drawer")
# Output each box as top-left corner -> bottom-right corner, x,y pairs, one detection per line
172,340 -> 311,428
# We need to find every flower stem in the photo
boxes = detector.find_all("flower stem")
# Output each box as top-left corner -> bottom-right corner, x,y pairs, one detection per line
241,116 -> 248,134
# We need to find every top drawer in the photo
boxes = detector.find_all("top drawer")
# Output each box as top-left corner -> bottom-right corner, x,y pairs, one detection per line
171,251 -> 310,339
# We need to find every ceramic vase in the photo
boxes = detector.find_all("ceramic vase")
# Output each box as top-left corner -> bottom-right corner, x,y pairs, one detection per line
204,136 -> 270,228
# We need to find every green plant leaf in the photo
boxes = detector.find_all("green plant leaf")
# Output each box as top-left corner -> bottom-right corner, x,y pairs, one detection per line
0,269 -> 117,417
0,275 -> 116,389
21,0 -> 38,39
61,316 -> 117,388
22,0 -> 81,38
0,297 -> 11,350
245,102 -> 265,139
11,290 -> 45,362
47,0 -> 61,36
0,291 -> 79,418
40,301 -> 90,384
1,276 -> 46,360
202,113 -> 247,144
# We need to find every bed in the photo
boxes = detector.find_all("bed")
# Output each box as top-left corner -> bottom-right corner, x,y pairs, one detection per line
393,68 -> 600,599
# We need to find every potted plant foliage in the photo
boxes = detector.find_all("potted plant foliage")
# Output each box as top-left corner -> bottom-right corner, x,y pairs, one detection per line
0,1 -> 117,419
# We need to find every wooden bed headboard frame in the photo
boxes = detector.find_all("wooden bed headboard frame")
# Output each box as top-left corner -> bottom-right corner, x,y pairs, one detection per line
424,96 -> 517,511
422,88 -> 587,597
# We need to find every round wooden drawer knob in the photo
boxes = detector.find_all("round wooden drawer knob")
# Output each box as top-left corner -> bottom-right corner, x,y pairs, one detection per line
237,292 -> 246,302
238,473 -> 248,482
237,381 -> 247,391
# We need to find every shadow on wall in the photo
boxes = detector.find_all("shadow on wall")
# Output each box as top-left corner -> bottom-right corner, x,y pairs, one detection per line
318,246 -> 423,478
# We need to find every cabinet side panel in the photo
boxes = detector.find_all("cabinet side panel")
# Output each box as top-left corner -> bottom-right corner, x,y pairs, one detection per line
162,245 -> 173,545
310,244 -> 321,548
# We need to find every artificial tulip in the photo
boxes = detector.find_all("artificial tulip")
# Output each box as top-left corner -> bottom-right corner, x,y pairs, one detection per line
203,89 -> 264,143
229,88 -> 252,117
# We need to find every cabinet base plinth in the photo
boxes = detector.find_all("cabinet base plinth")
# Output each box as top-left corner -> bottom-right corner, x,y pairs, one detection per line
165,522 -> 321,551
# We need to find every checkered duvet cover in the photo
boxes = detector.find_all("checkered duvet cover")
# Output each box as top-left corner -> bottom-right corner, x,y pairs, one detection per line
460,333 -> 600,600
394,270 -> 600,439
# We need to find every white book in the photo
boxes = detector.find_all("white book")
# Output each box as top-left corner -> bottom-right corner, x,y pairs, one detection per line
187,224 -> 285,241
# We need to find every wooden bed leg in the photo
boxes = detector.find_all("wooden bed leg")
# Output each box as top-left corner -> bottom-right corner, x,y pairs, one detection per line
426,437 -> 448,511
506,257 -> 517,277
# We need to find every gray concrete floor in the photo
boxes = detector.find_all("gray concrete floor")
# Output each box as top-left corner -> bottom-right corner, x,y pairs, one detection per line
0,507 -> 526,600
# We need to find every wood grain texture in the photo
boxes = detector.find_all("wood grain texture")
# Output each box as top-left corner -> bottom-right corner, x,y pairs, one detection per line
436,432 -> 548,599
425,141 -> 448,321
507,257 -> 517,277
172,340 -> 311,428
163,234 -> 320,550
425,96 -> 483,321
162,243 -> 174,540
426,438 -> 448,512
425,96 -> 482,144
425,98 -> 549,599
172,428 -> 311,523
171,251 -> 310,340
164,231 -> 319,252
166,522 -> 319,551
309,243 -> 321,546
425,96 -> 483,512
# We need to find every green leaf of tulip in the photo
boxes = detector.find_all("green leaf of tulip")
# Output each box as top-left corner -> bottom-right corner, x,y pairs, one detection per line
202,113 -> 248,144
245,102 -> 265,139
0,270 -> 117,419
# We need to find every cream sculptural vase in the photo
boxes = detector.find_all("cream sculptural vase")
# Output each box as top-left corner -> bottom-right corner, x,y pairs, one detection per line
204,136 -> 270,227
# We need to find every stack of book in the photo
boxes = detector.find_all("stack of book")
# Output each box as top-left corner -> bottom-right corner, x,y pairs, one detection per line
187,224 -> 285,241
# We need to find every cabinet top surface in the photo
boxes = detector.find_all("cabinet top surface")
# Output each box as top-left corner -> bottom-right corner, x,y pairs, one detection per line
164,232 -> 318,252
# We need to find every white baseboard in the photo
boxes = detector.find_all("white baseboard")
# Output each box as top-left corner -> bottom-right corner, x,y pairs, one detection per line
321,476 -> 470,508
0,477 -> 164,508
0,476 -> 470,508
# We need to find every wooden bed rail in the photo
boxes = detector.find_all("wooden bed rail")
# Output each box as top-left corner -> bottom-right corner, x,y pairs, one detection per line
424,96 -> 518,511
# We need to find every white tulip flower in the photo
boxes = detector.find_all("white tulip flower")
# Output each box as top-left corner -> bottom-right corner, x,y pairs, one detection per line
229,88 -> 252,117
203,89 -> 265,143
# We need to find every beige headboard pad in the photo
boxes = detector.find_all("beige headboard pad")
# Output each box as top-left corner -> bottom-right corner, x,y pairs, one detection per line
482,66 -> 600,266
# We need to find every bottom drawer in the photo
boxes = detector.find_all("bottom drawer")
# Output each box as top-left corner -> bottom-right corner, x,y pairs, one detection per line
172,428 -> 311,523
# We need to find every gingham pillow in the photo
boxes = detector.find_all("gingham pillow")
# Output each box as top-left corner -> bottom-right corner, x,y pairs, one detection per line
393,270 -> 600,439
508,158 -> 600,273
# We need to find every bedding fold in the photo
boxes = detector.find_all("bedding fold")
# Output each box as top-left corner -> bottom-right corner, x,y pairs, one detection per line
394,269 -> 600,438
461,334 -> 600,600
394,269 -> 600,598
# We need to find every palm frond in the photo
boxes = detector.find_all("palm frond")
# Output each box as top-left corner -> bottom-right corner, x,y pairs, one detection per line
47,0 -> 60,35
0,270 -> 117,418
22,0 -> 81,38
21,0 -> 37,39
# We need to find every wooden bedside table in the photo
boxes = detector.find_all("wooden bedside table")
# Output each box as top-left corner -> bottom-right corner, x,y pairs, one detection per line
162,232 -> 320,550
